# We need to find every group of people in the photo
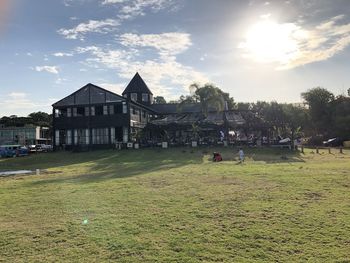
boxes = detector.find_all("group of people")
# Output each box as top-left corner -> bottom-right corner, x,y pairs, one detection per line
213,148 -> 245,163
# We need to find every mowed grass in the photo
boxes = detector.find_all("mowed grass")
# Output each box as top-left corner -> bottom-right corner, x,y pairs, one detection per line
0,147 -> 349,262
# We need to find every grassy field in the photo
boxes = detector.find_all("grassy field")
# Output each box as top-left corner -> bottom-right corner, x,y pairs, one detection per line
0,147 -> 349,262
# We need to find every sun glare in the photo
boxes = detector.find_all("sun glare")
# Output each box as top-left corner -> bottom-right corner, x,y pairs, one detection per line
240,20 -> 303,66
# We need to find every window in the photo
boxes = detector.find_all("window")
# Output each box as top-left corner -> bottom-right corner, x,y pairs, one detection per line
55,108 -> 67,118
66,130 -> 72,145
73,108 -> 77,117
109,105 -> 114,115
142,93 -> 148,102
95,105 -> 103,116
110,127 -> 115,143
76,107 -> 84,117
114,103 -> 122,114
91,106 -> 95,116
122,102 -> 127,114
55,130 -> 59,146
123,127 -> 128,143
85,107 -> 90,116
74,129 -> 89,145
92,128 -> 109,144
103,105 -> 108,115
67,108 -> 72,117
131,93 -> 137,101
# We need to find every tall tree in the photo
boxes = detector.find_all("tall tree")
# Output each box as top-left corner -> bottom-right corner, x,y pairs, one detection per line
331,95 -> 350,138
180,83 -> 235,116
301,87 -> 335,135
153,96 -> 167,104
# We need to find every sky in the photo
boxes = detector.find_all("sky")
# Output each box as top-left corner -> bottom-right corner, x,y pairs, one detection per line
1,0 -> 350,116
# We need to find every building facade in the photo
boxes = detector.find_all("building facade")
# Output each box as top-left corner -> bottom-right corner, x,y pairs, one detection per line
0,126 -> 50,145
52,73 -> 154,150
52,72 -> 267,150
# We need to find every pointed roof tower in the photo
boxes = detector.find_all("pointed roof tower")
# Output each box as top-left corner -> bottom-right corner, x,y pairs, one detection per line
122,72 -> 153,96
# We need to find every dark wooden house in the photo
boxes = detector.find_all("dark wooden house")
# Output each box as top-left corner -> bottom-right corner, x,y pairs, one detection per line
52,73 -> 154,150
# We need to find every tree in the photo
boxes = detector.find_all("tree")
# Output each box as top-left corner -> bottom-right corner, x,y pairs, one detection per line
28,112 -> 52,127
331,95 -> 350,138
283,104 -> 309,146
153,96 -> 167,104
179,83 -> 234,116
301,87 -> 335,135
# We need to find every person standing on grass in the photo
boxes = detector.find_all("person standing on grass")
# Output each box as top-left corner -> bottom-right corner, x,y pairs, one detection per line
238,148 -> 245,163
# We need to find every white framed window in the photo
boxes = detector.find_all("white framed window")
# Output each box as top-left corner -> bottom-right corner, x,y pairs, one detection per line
66,130 -> 72,145
110,127 -> 115,144
122,102 -> 127,114
103,105 -> 108,115
109,105 -> 114,115
74,130 -> 78,145
85,129 -> 89,145
131,93 -> 137,101
55,130 -> 59,145
85,107 -> 90,116
123,126 -> 128,143
91,106 -> 95,116
142,93 -> 148,102
91,128 -> 109,144
67,108 -> 72,117
54,109 -> 60,118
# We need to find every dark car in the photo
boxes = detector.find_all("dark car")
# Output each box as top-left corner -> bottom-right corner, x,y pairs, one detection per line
323,138 -> 344,147
0,145 -> 29,158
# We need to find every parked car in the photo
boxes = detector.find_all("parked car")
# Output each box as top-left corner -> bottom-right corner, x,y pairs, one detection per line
323,138 -> 344,147
37,144 -> 53,152
0,146 -> 16,158
0,145 -> 29,157
28,145 -> 37,152
279,137 -> 291,145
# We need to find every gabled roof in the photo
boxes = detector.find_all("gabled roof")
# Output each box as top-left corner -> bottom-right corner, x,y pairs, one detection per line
122,72 -> 153,95
52,83 -> 126,107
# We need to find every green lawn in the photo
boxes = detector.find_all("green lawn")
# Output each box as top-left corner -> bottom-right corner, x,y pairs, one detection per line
0,147 -> 349,262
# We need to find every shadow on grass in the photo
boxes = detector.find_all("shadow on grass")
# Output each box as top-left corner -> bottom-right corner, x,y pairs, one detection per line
1,147 -> 306,186
23,148 -> 204,185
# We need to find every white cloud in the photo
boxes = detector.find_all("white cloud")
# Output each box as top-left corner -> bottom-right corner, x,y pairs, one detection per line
0,92 -> 54,116
120,0 -> 167,19
57,19 -> 120,40
119,32 -> 192,58
239,15 -> 350,70
35,66 -> 59,74
102,0 -> 172,20
53,52 -> 73,57
76,41 -> 208,98
101,0 -> 126,4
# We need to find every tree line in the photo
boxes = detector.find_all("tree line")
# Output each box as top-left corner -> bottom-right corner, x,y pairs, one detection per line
0,112 -> 52,128
154,85 -> 350,142
1,86 -> 349,143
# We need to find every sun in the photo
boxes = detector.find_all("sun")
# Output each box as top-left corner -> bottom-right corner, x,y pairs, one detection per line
240,20 -> 302,66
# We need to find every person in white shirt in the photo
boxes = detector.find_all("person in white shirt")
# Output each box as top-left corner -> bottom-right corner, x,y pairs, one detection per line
238,148 -> 245,163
